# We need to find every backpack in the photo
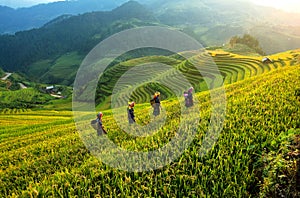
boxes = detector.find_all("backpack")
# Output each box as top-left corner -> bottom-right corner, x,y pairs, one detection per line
150,98 -> 155,106
90,119 -> 99,130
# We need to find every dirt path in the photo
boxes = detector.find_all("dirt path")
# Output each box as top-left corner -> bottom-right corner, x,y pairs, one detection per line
1,73 -> 12,80
51,94 -> 63,98
19,83 -> 27,89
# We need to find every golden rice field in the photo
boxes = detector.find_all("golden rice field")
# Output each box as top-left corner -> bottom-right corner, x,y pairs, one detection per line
0,60 -> 299,197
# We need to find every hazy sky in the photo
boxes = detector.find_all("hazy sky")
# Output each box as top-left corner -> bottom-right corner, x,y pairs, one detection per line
0,0 -> 65,8
1,0 -> 300,13
251,0 -> 300,13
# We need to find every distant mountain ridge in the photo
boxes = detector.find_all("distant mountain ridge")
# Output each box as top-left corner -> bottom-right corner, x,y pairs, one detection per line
2,0 -> 300,35
147,0 -> 300,53
0,0 -> 128,34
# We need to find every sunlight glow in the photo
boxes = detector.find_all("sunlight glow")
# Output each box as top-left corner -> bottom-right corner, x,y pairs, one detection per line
250,0 -> 300,13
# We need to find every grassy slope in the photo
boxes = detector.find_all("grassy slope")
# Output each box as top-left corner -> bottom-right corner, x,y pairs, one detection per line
0,72 -> 73,110
2,49 -> 299,111
249,26 -> 300,55
96,48 -> 300,108
27,52 -> 84,85
42,96 -> 73,111
0,88 -> 53,109
0,64 -> 299,197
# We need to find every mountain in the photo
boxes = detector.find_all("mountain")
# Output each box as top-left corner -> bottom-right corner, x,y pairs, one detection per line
1,0 -> 300,86
144,0 -> 300,53
0,1 -> 158,85
0,0 -> 129,34
1,0 -> 300,48
3,0 -> 300,35
146,0 -> 300,27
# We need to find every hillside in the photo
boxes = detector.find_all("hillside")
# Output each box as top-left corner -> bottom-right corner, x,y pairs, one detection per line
1,1 -> 299,196
95,48 -> 300,107
0,1 -> 300,86
0,64 -> 299,197
0,48 -> 298,111
146,0 -> 300,53
0,1 -> 158,83
150,0 -> 300,27
1,0 -> 300,35
0,0 -> 129,34
0,70 -> 73,110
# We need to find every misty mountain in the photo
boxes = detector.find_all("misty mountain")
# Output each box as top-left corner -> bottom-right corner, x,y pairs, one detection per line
1,0 -> 300,35
0,0 -> 129,34
148,0 -> 300,27
145,0 -> 300,52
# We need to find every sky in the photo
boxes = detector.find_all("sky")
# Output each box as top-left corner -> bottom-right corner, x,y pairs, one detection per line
0,0 -> 65,8
0,0 -> 300,13
250,0 -> 300,13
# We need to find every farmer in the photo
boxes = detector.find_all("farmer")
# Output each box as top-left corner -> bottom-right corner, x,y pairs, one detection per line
96,112 -> 107,135
152,92 -> 161,116
185,87 -> 194,107
127,101 -> 136,124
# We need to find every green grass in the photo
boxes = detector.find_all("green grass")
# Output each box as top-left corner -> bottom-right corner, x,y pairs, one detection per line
0,64 -> 299,197
28,52 -> 84,85
0,88 -> 53,109
27,59 -> 53,80
42,96 -> 73,111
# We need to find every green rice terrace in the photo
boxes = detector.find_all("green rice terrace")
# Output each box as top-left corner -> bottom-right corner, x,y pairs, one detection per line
0,49 -> 299,197
96,49 -> 300,108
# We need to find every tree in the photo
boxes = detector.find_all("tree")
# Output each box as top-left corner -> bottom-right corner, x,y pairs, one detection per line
229,34 -> 265,55
229,35 -> 239,48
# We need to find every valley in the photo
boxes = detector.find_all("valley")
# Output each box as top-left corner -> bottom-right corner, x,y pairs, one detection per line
0,0 -> 299,197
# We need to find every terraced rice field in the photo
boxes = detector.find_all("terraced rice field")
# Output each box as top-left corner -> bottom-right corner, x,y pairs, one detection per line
1,64 -> 299,197
96,49 -> 300,106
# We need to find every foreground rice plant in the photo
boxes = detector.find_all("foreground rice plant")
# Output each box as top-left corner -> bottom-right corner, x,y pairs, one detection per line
0,64 -> 299,197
